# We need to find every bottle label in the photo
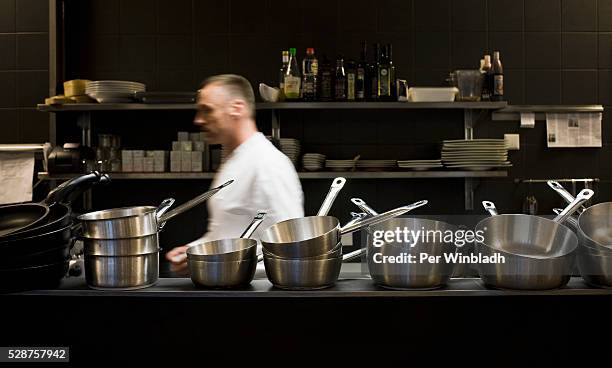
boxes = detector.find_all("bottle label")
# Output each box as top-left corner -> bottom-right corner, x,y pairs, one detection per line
311,60 -> 318,75
321,71 -> 332,99
284,76 -> 301,98
347,73 -> 355,100
494,75 -> 503,96
335,80 -> 346,99
302,79 -> 315,97
356,68 -> 365,99
379,68 -> 390,96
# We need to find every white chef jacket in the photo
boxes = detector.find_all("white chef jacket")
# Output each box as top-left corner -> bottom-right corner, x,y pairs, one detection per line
188,132 -> 304,247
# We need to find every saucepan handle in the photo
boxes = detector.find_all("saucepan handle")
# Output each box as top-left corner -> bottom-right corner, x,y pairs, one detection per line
240,212 -> 267,239
482,201 -> 498,216
547,180 -> 587,214
340,200 -> 428,235
317,177 -> 347,216
553,208 -> 579,229
350,198 -> 379,216
553,189 -> 594,223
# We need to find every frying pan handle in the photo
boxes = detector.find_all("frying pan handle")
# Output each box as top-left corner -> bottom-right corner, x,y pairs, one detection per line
44,171 -> 111,206
342,247 -> 366,262
344,212 -> 367,228
350,198 -> 379,216
317,177 -> 346,216
553,208 -> 579,229
158,180 -> 234,225
240,212 -> 267,239
482,201 -> 498,216
547,180 -> 587,214
340,200 -> 428,235
553,189 -> 594,223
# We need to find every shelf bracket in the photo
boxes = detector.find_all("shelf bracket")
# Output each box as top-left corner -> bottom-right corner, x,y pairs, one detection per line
464,178 -> 480,211
271,110 -> 281,143
464,109 -> 489,140
77,112 -> 92,147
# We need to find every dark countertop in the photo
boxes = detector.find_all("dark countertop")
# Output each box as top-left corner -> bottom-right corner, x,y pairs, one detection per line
6,265 -> 612,298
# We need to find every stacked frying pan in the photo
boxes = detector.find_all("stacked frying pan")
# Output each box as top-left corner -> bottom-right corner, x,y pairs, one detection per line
0,172 -> 110,291
259,177 -> 427,290
548,181 -> 612,288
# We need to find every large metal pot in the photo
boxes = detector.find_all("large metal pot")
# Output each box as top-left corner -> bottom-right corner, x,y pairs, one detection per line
82,234 -> 159,256
351,198 -> 455,290
261,201 -> 428,258
84,251 -> 159,290
576,247 -> 612,288
78,180 -> 233,239
474,191 -> 592,290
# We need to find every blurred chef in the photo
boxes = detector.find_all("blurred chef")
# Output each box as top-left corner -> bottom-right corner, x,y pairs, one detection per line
166,74 -> 304,274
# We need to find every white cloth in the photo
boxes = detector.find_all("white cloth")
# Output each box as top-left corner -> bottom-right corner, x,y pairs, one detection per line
188,132 -> 304,246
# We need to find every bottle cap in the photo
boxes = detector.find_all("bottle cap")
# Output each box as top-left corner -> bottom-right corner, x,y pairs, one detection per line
493,51 -> 500,59
289,47 -> 297,55
484,54 -> 491,62
306,48 -> 315,54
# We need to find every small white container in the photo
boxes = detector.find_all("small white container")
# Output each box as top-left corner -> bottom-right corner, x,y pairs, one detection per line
407,87 -> 458,102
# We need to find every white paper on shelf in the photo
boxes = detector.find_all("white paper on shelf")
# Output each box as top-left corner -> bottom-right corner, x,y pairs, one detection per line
520,112 -> 535,128
546,113 -> 602,148
0,152 -> 35,204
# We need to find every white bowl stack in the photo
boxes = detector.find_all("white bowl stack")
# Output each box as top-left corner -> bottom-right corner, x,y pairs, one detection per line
86,80 -> 146,103
441,139 -> 511,170
302,153 -> 326,171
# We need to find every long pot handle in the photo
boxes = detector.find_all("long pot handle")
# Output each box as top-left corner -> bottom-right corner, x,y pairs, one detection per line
350,198 -> 379,216
342,247 -> 366,262
553,208 -> 580,229
240,212 -> 267,239
158,179 -> 234,225
553,188 -> 594,223
44,171 -> 111,206
482,201 -> 498,216
316,177 -> 346,216
547,180 -> 587,214
339,200 -> 428,235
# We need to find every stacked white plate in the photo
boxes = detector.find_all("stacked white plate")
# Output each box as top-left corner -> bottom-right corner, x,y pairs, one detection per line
302,153 -> 326,171
86,80 -> 146,103
355,160 -> 397,171
279,138 -> 300,166
441,139 -> 511,171
397,159 -> 443,171
325,160 -> 357,172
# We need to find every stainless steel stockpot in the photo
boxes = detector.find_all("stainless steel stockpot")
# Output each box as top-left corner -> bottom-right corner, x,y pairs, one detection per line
84,251 -> 159,290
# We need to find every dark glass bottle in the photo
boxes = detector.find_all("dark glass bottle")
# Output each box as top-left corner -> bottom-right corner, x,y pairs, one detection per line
319,55 -> 333,101
301,47 -> 318,101
346,60 -> 356,101
378,44 -> 393,101
369,43 -> 380,101
491,51 -> 504,101
388,44 -> 396,100
356,41 -> 368,101
334,57 -> 346,101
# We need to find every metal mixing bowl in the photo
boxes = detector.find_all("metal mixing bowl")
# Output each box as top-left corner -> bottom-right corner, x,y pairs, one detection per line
188,256 -> 257,288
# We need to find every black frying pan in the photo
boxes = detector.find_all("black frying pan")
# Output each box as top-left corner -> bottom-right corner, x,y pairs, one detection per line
0,220 -> 81,257
0,172 -> 109,239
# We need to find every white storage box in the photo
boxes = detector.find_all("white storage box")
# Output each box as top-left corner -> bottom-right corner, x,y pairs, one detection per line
407,87 -> 458,102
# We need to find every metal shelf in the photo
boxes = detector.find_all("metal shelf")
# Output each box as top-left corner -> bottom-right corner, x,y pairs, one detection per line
492,104 -> 604,121
37,101 -> 508,112
38,171 -> 508,181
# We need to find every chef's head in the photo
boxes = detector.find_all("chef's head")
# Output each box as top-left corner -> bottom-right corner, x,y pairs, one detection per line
194,74 -> 256,145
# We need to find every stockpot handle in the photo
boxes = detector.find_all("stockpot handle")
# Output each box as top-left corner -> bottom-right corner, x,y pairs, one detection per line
547,180 -> 587,214
155,198 -> 176,230
340,200 -> 428,235
342,247 -> 366,262
240,212 -> 267,239
553,189 -> 594,223
482,201 -> 498,216
350,198 -> 379,216
317,177 -> 346,216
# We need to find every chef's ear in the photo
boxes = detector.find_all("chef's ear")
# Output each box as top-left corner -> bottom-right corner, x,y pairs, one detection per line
229,99 -> 247,119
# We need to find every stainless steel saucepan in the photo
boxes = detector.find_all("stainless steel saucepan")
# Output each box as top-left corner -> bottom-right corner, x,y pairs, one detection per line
260,201 -> 428,258
475,189 -> 593,290
186,212 -> 266,262
78,180 -> 233,239
351,198 -> 456,290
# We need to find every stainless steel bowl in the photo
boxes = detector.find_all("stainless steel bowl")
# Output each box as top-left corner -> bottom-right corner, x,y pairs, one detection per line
84,251 -> 159,290
576,248 -> 612,287
82,234 -> 159,256
364,218 -> 458,290
187,238 -> 257,262
476,244 -> 574,290
263,254 -> 342,290
188,257 -> 257,288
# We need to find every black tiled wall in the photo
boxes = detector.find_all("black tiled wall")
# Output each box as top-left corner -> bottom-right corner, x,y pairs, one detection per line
0,0 -> 49,143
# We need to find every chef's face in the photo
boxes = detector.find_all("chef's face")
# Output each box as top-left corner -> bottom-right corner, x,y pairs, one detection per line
193,84 -> 233,145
